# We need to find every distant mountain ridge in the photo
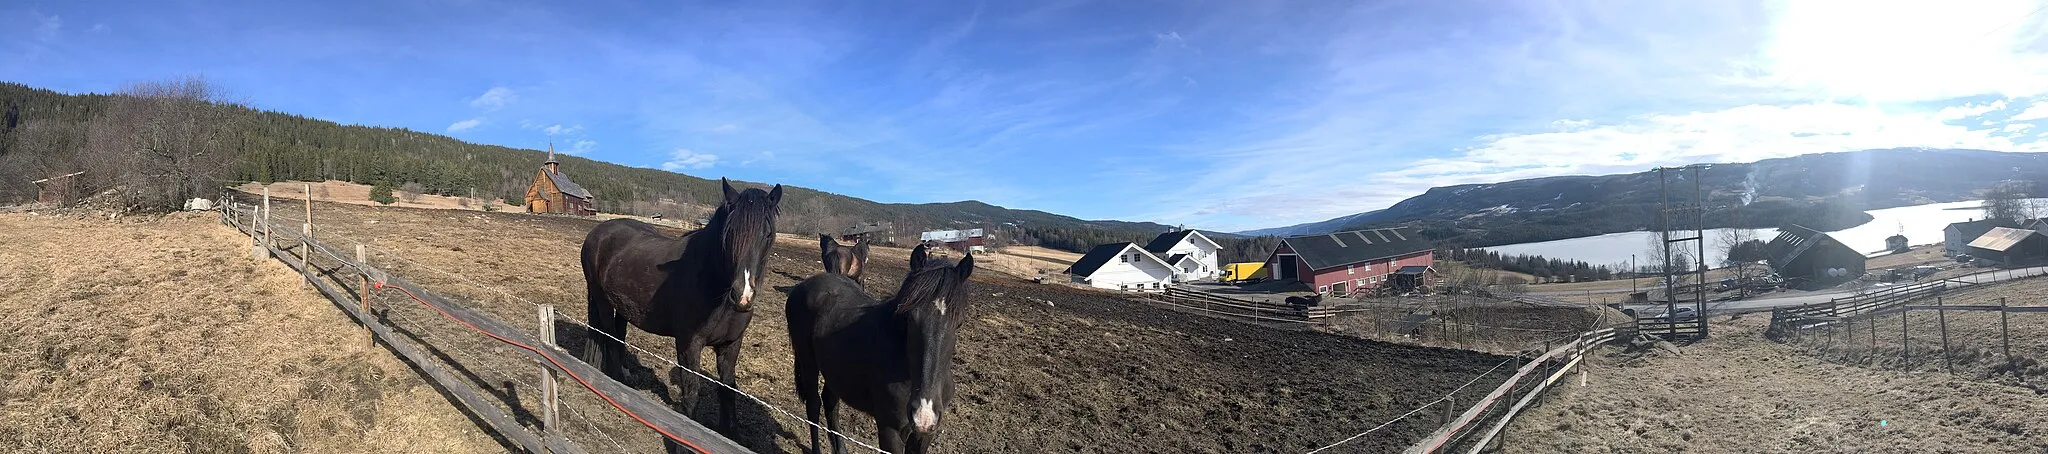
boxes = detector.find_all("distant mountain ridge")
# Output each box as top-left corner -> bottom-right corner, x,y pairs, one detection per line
1239,148 -> 2048,248
0,81 -> 1180,253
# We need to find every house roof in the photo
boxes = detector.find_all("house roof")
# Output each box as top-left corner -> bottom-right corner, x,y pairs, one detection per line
1065,243 -> 1169,277
1279,227 -> 1431,270
1396,265 -> 1433,275
1948,218 -> 2019,242
547,170 -> 593,200
1766,224 -> 1863,268
1967,227 -> 2043,252
1143,229 -> 1218,254
1166,253 -> 1190,265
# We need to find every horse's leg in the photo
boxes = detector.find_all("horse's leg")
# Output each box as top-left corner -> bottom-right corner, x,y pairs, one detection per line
666,337 -> 706,454
822,384 -> 845,454
582,283 -> 621,379
793,348 -> 822,454
875,425 -> 906,454
714,341 -> 741,432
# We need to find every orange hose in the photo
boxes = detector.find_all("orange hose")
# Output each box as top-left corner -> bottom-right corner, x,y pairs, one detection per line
376,282 -> 716,454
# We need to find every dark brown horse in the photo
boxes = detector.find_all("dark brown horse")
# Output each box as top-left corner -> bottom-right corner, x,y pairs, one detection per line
786,245 -> 975,454
581,178 -> 781,438
818,234 -> 870,282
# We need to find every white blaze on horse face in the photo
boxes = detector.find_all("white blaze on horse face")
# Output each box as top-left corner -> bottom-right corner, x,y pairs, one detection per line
739,270 -> 755,306
913,398 -> 937,432
932,297 -> 946,315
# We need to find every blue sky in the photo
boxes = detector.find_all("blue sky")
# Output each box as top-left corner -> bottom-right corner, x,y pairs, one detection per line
6,1 -> 2048,232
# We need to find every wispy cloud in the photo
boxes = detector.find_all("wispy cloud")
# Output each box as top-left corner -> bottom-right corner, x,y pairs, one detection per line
446,118 -> 483,133
544,124 -> 582,136
469,86 -> 515,110
660,149 -> 719,171
568,139 -> 596,154
33,13 -> 60,41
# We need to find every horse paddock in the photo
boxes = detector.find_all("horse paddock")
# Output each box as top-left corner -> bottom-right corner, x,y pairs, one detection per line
254,198 -> 1513,453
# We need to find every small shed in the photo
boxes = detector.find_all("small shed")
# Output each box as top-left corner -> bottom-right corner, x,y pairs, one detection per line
525,144 -> 596,215
1945,219 -> 2019,257
1885,234 -> 1909,254
1064,242 -> 1174,291
840,221 -> 891,243
31,171 -> 84,204
1965,227 -> 2048,267
1766,225 -> 1865,290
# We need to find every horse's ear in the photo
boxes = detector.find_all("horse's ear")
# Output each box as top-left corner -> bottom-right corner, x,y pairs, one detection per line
721,178 -> 737,204
955,252 -> 976,280
768,184 -> 784,204
909,244 -> 929,270
853,239 -> 870,260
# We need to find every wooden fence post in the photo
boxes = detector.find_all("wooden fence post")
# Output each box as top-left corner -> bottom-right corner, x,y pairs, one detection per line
539,304 -> 560,432
358,244 -> 371,347
1901,309 -> 1910,369
262,187 -> 271,256
1938,297 -> 1953,375
2001,297 -> 2012,367
1868,315 -> 1877,364
300,223 -> 311,288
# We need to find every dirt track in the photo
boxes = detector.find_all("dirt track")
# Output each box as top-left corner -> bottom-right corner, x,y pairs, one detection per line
252,198 -> 1513,453
1504,316 -> 2048,453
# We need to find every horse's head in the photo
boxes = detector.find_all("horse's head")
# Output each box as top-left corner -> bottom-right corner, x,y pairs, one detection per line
713,177 -> 782,312
892,244 -> 974,435
819,234 -> 869,281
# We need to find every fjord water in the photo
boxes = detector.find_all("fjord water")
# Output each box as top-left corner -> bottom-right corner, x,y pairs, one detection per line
1486,199 -> 2043,269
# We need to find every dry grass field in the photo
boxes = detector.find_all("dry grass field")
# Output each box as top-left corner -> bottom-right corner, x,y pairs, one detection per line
244,197 -> 1517,453
0,211 -> 500,453
236,180 -> 519,212
1504,315 -> 2048,453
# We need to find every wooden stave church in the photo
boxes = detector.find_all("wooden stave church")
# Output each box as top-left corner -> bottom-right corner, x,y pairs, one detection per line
524,144 -> 597,215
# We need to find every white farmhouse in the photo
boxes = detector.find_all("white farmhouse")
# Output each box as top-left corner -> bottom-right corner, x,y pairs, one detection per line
1143,229 -> 1221,282
1064,242 -> 1175,291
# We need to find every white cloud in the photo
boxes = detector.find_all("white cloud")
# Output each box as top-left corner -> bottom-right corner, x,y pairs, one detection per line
2007,123 -> 2035,134
660,149 -> 720,171
542,124 -> 583,136
1937,99 -> 2008,120
568,139 -> 596,154
1153,31 -> 1187,49
445,118 -> 483,133
88,23 -> 105,33
469,87 -> 516,110
2014,101 -> 2048,121
34,14 -> 60,41
708,123 -> 740,133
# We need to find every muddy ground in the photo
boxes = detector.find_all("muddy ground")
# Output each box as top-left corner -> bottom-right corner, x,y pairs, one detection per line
1503,315 -> 2048,453
243,197 -> 1513,453
0,211 -> 500,453
1786,277 -> 2048,385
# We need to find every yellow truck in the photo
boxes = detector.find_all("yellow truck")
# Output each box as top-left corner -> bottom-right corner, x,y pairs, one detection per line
1220,262 -> 1267,284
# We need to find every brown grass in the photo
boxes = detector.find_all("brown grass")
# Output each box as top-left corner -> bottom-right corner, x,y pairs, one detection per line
0,212 -> 499,452
236,180 -> 518,212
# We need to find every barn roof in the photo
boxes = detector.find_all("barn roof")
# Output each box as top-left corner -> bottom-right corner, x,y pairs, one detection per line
1280,227 -> 1431,271
548,171 -> 593,200
1065,242 -> 1168,277
1947,218 -> 2018,242
1967,227 -> 2044,252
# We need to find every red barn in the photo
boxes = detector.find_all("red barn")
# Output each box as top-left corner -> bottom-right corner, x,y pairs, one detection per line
1265,227 -> 1435,295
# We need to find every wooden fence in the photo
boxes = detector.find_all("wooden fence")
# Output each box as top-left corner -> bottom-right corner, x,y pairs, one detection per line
1405,327 -> 1620,453
1147,287 -> 1349,323
1769,265 -> 2048,375
220,191 -> 751,454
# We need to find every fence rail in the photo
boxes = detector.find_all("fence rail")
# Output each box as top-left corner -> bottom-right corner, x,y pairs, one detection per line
218,196 -> 751,454
1406,327 -> 1618,453
1768,264 -> 2048,377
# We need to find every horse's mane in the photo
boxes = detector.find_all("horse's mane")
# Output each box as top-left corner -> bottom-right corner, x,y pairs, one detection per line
892,257 -> 961,315
713,188 -> 778,247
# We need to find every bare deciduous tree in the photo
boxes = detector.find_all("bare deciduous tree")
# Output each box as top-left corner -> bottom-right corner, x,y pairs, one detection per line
400,182 -> 425,203
1983,180 -> 2041,223
83,76 -> 243,211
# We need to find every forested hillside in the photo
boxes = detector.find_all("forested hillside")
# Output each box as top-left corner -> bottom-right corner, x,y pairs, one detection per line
0,81 -> 1188,253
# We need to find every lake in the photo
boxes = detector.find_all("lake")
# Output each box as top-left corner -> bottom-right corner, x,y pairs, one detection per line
1485,199 -> 2042,269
